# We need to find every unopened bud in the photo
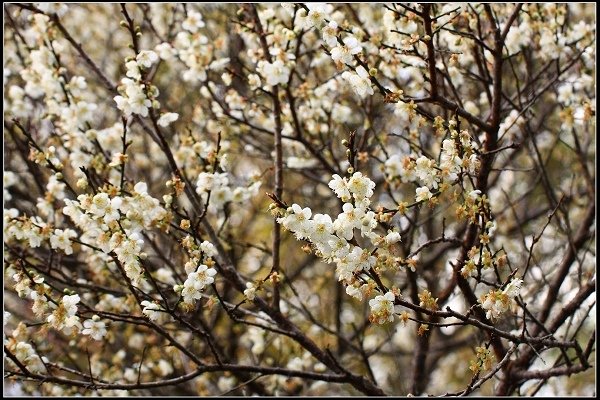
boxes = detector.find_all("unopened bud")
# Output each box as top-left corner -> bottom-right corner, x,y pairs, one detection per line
180,219 -> 191,230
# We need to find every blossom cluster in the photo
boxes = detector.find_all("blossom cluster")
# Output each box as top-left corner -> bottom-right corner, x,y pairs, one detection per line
60,182 -> 167,285
384,125 -> 480,203
114,50 -> 160,118
480,278 -> 523,320
276,171 -> 401,323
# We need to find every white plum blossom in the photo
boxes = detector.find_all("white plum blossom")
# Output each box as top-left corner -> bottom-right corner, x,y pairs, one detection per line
439,139 -> 462,183
415,186 -> 433,202
331,36 -> 362,65
347,172 -> 376,201
125,182 -> 143,196
36,2 -> 68,16
181,264 -> 217,304
1,4 -> 591,395
384,154 -> 403,180
50,229 -> 77,255
346,284 -> 364,301
328,174 -> 351,201
278,204 -> 313,239
200,240 -> 218,258
110,233 -> 146,285
244,282 -> 257,301
480,278 -> 523,320
247,73 -> 262,90
196,172 -> 229,194
384,231 -> 402,245
47,294 -> 82,334
359,210 -> 378,238
275,169 -> 384,288
82,317 -> 107,340
504,278 -> 523,298
322,20 -> 339,47
125,60 -> 141,80
136,50 -> 158,69
299,3 -> 332,29
13,342 -> 45,373
415,156 -> 439,189
182,10 -> 205,33
257,60 -> 290,86
310,213 -> 334,242
157,112 -> 179,127
155,42 -> 177,60
114,81 -> 152,117
141,300 -> 171,324
89,193 -> 110,216
194,171 -> 261,213
468,189 -> 482,200
333,202 -> 364,240
341,66 -> 374,98
369,292 -> 396,324
114,51 -> 158,117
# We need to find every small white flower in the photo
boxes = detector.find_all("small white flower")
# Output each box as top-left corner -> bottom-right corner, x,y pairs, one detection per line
278,204 -> 312,239
384,231 -> 402,245
244,282 -> 257,301
221,72 -> 232,86
347,172 -> 376,201
301,3 -> 331,29
346,284 -> 363,301
128,92 -> 152,117
369,292 -> 395,324
82,318 -> 107,340
200,240 -> 217,258
415,156 -> 439,189
333,202 -> 363,240
157,112 -> 179,127
181,265 -> 217,304
50,229 -> 77,255
125,60 -> 141,80
415,186 -> 433,202
247,73 -> 262,90
136,50 -> 158,69
258,60 -> 290,87
312,213 -> 334,239
322,21 -> 338,47
468,189 -> 482,200
328,174 -> 351,201
60,294 -> 80,319
141,300 -> 170,323
331,36 -> 361,65
341,66 -> 373,98
155,42 -> 177,60
503,278 -> 523,299
134,181 -> 148,195
182,10 -> 205,33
